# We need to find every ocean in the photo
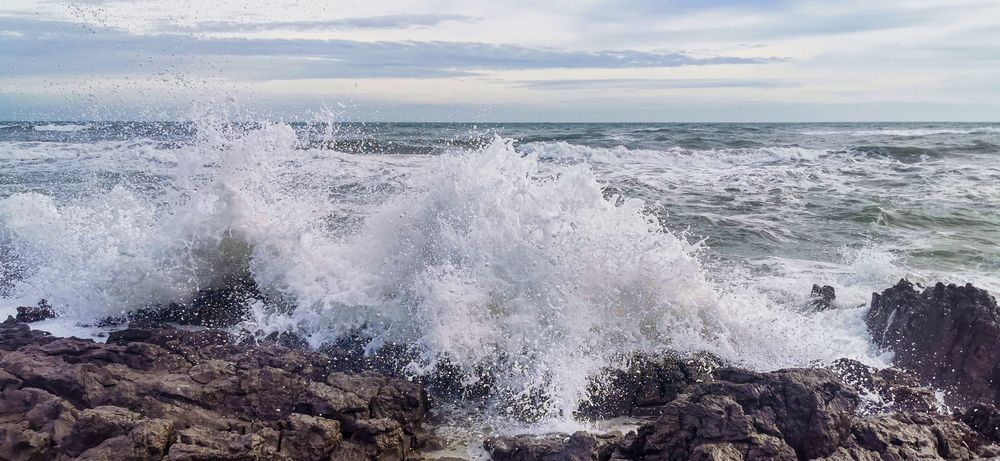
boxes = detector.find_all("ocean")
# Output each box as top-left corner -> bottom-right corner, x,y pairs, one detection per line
1,119 -> 998,422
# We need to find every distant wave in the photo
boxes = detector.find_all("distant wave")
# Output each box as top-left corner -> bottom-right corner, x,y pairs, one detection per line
802,127 -> 1000,137
33,123 -> 91,132
520,141 -> 826,166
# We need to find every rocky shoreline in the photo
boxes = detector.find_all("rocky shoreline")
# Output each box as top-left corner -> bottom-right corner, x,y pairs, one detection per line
3,279 -> 1000,460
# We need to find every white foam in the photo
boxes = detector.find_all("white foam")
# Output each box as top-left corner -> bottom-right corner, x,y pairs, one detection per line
239,136 -> 881,416
33,123 -> 91,132
0,122 -> 913,421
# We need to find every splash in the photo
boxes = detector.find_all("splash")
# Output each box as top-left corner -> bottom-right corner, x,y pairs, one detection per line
0,120 -> 883,421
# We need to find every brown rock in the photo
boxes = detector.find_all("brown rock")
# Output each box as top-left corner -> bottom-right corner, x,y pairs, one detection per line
0,321 -> 431,461
14,301 -> 56,323
280,413 -> 342,459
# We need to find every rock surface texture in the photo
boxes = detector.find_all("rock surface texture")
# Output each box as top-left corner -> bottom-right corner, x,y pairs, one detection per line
489,366 -> 1000,460
866,279 -> 1000,405
482,280 -> 1000,461
6,279 -> 1000,461
0,320 -> 433,461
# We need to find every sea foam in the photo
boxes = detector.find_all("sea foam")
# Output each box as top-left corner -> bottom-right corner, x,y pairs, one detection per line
1,121 -> 884,420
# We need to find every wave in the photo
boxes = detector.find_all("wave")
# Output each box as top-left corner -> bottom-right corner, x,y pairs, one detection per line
521,141 -> 826,166
849,145 -> 941,161
32,123 -> 92,132
802,127 -> 1000,137
0,121 -> 882,420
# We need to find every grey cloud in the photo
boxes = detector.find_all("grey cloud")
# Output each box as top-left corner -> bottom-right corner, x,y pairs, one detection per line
165,14 -> 479,33
518,78 -> 797,90
575,4 -> 973,47
0,17 -> 783,81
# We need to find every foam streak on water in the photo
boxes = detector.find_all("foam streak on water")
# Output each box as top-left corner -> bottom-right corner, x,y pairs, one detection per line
3,119 -> 999,421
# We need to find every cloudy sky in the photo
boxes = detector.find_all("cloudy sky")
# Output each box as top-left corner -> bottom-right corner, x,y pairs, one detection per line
1,0 -> 999,121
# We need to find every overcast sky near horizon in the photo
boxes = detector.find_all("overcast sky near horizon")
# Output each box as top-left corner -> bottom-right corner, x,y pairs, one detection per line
1,0 -> 999,122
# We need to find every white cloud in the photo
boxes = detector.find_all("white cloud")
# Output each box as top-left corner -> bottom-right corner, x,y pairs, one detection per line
0,0 -> 998,120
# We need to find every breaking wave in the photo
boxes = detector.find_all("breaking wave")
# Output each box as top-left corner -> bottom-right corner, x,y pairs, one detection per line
0,120 -> 906,420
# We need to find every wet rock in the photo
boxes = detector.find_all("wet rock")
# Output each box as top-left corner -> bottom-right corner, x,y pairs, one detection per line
577,352 -> 722,420
126,284 -> 258,329
617,367 -> 857,460
957,403 -> 1000,443
14,300 -> 55,323
830,358 -> 939,414
866,279 -> 1000,404
0,321 -> 433,460
613,365 -> 993,461
809,284 -> 837,310
485,431 -> 623,461
842,412 -> 984,460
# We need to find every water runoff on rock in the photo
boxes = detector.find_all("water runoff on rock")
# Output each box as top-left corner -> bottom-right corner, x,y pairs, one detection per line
2,115 -> 999,426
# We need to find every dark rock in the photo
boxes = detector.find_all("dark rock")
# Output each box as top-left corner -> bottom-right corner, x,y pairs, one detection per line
957,403 -> 1000,443
830,358 -> 939,414
809,284 -> 837,310
0,321 -> 433,460
127,285 -> 257,329
616,367 -> 857,460
94,275 -> 262,330
840,412 -> 984,460
485,431 -> 623,461
866,279 -> 1000,405
577,352 -> 721,420
612,365 -> 992,461
14,300 -> 55,323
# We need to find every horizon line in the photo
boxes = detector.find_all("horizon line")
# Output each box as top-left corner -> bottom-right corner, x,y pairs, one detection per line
4,120 -> 1000,124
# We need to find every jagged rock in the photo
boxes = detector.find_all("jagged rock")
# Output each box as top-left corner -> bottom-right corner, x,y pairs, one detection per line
809,284 -> 837,310
612,366 -> 993,461
830,358 -> 939,414
279,414 -> 342,459
577,352 -> 722,419
616,367 -> 856,460
866,279 -> 1000,405
14,300 -> 55,323
0,321 -> 433,461
839,412 -> 984,460
484,431 -> 623,461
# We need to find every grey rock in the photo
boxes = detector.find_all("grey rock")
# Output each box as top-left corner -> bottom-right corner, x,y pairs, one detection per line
810,284 -> 837,310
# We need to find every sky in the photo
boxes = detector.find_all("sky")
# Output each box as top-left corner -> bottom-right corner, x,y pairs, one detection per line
0,0 -> 999,121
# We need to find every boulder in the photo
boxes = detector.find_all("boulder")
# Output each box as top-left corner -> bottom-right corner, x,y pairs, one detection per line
14,300 -> 55,323
866,279 -> 1000,404
809,284 -> 837,310
577,352 -> 722,420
